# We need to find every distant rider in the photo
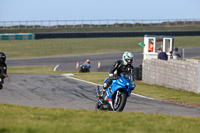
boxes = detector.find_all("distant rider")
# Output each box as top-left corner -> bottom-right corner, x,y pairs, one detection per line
82,59 -> 91,69
103,51 -> 134,90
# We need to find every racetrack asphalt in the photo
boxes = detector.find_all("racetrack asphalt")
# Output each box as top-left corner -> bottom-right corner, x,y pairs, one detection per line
1,74 -> 200,117
1,48 -> 200,116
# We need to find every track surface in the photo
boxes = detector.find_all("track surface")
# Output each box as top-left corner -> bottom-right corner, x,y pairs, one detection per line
1,74 -> 200,117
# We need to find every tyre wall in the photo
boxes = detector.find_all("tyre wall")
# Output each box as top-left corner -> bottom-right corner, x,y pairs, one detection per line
35,31 -> 200,39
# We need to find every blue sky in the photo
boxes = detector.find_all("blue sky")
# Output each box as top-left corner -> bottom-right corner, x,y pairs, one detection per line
0,0 -> 200,21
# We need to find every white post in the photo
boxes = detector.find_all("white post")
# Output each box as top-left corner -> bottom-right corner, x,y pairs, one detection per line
3,21 -> 5,29
18,21 -> 20,29
81,20 -> 83,28
182,48 -> 185,60
73,20 -> 75,28
90,20 -> 92,28
65,20 -> 67,28
25,21 -> 27,29
98,20 -> 100,28
11,21 -> 13,29
41,21 -> 43,28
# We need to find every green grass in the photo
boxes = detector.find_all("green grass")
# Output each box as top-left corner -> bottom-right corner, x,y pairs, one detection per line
193,57 -> 200,60
0,104 -> 200,133
0,36 -> 200,59
0,37 -> 142,59
8,65 -> 65,74
8,66 -> 200,106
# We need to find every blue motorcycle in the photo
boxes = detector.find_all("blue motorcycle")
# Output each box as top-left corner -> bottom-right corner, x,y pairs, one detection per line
95,72 -> 136,112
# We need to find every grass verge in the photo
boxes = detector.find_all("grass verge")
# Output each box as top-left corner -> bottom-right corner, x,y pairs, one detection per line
0,104 -> 200,133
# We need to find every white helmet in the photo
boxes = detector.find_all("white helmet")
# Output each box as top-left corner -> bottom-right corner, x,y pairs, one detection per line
122,51 -> 133,65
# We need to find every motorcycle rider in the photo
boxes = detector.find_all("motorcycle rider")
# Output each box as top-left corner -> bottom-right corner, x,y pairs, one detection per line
79,59 -> 91,72
0,52 -> 7,90
102,51 -> 134,91
82,59 -> 91,69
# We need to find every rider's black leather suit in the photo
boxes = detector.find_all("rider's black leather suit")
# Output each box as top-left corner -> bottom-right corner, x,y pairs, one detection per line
104,60 -> 134,89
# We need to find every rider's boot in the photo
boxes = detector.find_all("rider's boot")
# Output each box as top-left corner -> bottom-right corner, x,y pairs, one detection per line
99,83 -> 107,98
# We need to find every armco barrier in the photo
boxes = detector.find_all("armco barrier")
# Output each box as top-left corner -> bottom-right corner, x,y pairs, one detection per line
0,33 -> 34,40
35,31 -> 200,39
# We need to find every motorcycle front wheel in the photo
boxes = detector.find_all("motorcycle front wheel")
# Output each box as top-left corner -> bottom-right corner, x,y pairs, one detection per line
113,91 -> 127,112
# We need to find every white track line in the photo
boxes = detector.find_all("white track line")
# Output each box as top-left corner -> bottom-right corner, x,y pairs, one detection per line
53,64 -> 60,71
62,74 -> 155,100
62,74 -> 100,86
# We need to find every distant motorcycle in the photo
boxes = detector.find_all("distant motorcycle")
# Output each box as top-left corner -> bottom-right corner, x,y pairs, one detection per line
79,65 -> 90,73
95,72 -> 136,112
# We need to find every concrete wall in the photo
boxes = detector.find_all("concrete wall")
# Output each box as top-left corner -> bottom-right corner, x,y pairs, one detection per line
142,58 -> 200,93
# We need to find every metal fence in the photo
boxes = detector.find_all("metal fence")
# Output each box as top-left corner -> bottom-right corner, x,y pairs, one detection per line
0,18 -> 200,29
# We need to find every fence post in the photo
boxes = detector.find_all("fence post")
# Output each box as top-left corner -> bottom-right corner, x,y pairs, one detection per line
159,19 -> 160,27
150,20 -> 152,27
56,20 -> 58,28
48,20 -> 50,28
33,21 -> 35,28
18,21 -> 20,29
98,20 -> 100,28
65,20 -> 67,28
115,20 -> 118,27
3,21 -> 5,29
25,21 -> 27,29
11,21 -> 13,29
193,19 -> 195,26
90,20 -> 92,28
167,20 -> 169,26
81,20 -> 83,28
73,20 -> 75,28
41,21 -> 43,28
